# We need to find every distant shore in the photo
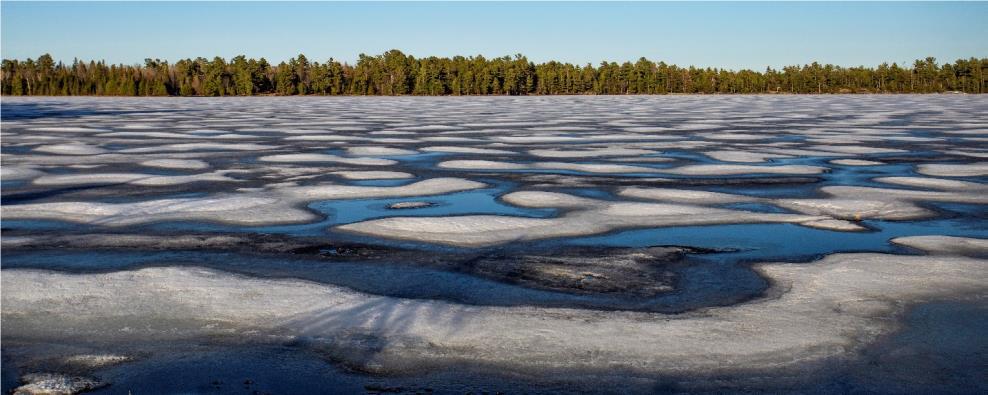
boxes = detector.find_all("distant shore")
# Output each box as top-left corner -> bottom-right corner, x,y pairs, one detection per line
3,51 -> 985,96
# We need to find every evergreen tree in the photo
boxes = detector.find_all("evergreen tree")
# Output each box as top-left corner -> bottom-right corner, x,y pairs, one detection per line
4,52 -> 987,96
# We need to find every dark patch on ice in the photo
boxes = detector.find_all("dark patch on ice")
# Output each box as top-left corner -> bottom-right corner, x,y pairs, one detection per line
461,245 -> 727,297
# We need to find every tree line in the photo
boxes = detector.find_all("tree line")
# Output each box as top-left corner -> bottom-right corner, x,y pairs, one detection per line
2,50 -> 986,96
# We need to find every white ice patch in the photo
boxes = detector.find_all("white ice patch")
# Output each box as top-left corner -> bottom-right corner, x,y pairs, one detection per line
0,196 -> 293,226
395,124 -> 461,131
259,154 -> 397,166
1,166 -> 45,180
619,187 -> 761,204
528,148 -> 657,158
12,373 -> 104,395
702,150 -> 793,163
891,235 -> 988,255
917,163 -> 988,177
26,127 -> 110,133
98,131 -> 256,139
33,173 -> 149,185
534,162 -> 664,173
874,176 -> 986,191
700,133 -> 772,141
140,159 -> 210,170
807,145 -> 907,154
419,146 -> 517,155
830,159 -> 883,166
775,186 -> 988,220
120,143 -> 278,153
34,144 -> 107,155
661,164 -> 826,175
437,160 -> 665,174
420,136 -> 483,143
32,171 -> 242,187
332,171 -> 414,180
344,146 -> 418,156
437,160 -> 529,170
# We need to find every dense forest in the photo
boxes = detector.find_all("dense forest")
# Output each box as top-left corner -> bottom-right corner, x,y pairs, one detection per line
2,51 -> 986,96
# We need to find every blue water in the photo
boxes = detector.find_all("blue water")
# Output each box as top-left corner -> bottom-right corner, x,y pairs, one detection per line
561,218 -> 987,263
1,180 -> 26,189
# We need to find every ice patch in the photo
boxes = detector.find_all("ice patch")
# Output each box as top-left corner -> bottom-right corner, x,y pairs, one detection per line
34,144 -> 107,155
344,146 -> 418,156
662,164 -> 827,175
1,166 -> 45,180
528,148 -> 657,158
140,159 -> 210,170
388,201 -> 434,209
438,160 -> 666,174
419,146 -> 517,155
830,159 -> 884,166
12,373 -> 105,395
332,171 -> 414,180
874,177 -> 986,191
619,187 -> 761,204
32,171 -> 243,186
807,145 -> 907,154
891,235 -> 988,256
917,163 -> 988,177
259,154 -> 397,166
702,150 -> 793,163
120,143 -> 278,153
26,127 -> 110,133
437,160 -> 529,170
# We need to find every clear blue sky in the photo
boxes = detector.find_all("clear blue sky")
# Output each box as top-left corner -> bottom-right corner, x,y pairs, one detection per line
2,2 -> 986,70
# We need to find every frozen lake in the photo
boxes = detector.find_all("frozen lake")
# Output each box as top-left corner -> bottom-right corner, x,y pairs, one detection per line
2,96 -> 987,394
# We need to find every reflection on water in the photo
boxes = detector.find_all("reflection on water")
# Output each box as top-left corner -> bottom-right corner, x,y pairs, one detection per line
562,218 -> 987,262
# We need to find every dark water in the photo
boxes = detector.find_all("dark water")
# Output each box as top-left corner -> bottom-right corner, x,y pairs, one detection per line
0,356 -> 16,395
811,301 -> 988,394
